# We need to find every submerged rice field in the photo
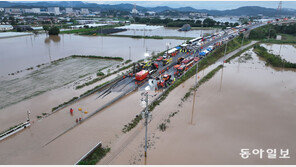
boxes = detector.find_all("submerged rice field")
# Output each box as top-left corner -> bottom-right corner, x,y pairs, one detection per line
0,57 -> 119,110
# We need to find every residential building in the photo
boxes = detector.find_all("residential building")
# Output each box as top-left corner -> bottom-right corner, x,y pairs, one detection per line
65,8 -> 73,14
32,8 -> 41,14
5,8 -> 22,14
81,8 -> 89,15
48,7 -> 60,15
146,11 -> 156,16
23,9 -> 33,13
0,8 -> 4,12
0,25 -> 13,31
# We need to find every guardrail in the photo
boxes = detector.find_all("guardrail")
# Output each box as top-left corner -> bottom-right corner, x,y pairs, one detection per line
0,121 -> 31,141
75,141 -> 102,165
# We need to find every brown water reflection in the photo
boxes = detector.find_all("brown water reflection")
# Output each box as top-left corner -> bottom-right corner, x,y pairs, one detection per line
44,35 -> 61,44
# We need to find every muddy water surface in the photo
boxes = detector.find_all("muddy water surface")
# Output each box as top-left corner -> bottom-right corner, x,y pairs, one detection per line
0,34 -> 183,76
261,43 -> 296,63
111,48 -> 296,165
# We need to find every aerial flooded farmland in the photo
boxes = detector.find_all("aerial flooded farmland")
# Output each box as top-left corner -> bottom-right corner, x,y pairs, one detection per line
1,0 -> 296,166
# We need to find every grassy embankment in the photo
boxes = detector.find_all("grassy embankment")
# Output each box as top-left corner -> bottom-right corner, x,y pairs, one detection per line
60,24 -> 120,34
77,146 -> 110,165
182,65 -> 223,101
253,44 -> 296,68
261,34 -> 296,44
0,123 -> 23,138
122,36 -> 251,133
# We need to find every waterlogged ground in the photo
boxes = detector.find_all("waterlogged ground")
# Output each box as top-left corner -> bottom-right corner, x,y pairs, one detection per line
110,48 -> 296,165
261,43 -> 296,63
0,57 -> 119,110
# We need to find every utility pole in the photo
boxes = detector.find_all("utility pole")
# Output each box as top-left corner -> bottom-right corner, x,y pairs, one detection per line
129,46 -> 131,60
166,43 -> 170,57
241,33 -> 245,49
223,40 -> 228,66
191,59 -> 198,125
141,91 -> 151,165
27,110 -> 31,122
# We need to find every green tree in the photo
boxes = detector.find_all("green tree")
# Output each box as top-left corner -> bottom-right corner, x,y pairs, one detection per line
225,22 -> 230,27
43,25 -> 50,31
48,26 -> 60,35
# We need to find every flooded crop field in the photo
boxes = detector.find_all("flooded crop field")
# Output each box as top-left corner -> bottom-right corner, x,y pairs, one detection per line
111,48 -> 296,165
0,57 -> 119,110
0,33 -> 183,76
112,27 -> 219,38
261,43 -> 296,63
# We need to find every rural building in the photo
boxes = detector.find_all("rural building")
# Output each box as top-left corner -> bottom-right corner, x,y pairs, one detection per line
0,25 -> 13,31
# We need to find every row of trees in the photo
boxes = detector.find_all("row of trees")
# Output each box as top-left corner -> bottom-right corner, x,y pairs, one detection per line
134,17 -> 239,28
249,23 -> 296,40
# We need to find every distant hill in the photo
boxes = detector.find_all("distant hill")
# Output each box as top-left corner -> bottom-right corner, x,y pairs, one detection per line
0,1 -> 295,16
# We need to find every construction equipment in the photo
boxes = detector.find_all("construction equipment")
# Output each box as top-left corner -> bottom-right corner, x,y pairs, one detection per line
157,74 -> 172,88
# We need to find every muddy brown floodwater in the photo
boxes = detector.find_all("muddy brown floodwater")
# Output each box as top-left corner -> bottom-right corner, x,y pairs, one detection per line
109,48 -> 296,165
0,33 -> 183,76
261,43 -> 296,63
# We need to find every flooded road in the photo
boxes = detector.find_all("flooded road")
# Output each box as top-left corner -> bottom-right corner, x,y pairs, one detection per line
261,43 -> 296,63
112,27 -> 219,38
110,48 -> 296,165
0,34 -> 183,76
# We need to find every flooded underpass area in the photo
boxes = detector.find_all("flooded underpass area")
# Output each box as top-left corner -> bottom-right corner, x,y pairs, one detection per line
109,48 -> 296,165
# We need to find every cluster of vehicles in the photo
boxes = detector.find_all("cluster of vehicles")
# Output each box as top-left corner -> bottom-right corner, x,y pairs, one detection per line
127,21 -> 265,90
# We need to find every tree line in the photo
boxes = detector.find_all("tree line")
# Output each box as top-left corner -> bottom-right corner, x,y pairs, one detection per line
133,17 -> 239,28
249,23 -> 296,40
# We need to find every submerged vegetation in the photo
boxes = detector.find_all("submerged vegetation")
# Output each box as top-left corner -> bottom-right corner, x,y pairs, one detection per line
225,43 -> 257,63
77,146 -> 110,165
182,65 -> 223,101
122,114 -> 142,133
253,44 -> 296,68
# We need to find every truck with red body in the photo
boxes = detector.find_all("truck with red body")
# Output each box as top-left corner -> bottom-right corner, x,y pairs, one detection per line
135,70 -> 149,81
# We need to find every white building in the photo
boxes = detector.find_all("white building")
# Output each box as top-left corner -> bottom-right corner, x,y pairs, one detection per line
48,7 -> 60,15
65,8 -> 73,14
0,8 -> 4,12
32,8 -> 40,14
5,8 -> 22,14
23,9 -> 33,13
80,8 -> 89,15
189,12 -> 208,17
0,25 -> 13,31
131,4 -> 138,14
146,11 -> 156,16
